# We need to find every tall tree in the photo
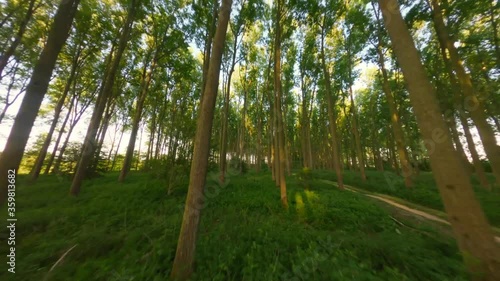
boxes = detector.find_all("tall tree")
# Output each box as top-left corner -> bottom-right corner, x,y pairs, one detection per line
70,0 -> 139,196
429,0 -> 500,187
0,0 -> 80,205
170,0 -> 232,279
370,1 -> 413,187
273,0 -> 288,207
378,0 -> 500,279
28,40 -> 85,182
319,12 -> 344,189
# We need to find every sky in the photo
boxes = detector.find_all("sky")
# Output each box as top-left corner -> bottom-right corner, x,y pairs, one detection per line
0,59 -> 493,163
0,1 -> 497,162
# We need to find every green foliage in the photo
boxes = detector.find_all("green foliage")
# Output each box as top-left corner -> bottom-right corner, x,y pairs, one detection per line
229,156 -> 248,174
18,133 -> 48,173
86,150 -> 109,179
298,167 -> 314,190
0,172 -> 469,281
55,142 -> 81,177
480,159 -> 493,173
207,159 -> 219,173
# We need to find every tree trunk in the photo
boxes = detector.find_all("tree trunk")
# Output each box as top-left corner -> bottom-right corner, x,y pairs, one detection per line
70,0 -> 137,196
349,85 -> 366,181
110,126 -> 125,172
489,1 -> 500,67
170,1 -> 231,279
256,89 -> 264,172
0,0 -> 80,205
273,83 -> 280,187
200,0 -> 218,102
0,61 -> 24,124
320,26 -> 344,189
387,127 -> 400,174
459,112 -> 491,189
449,116 -> 474,174
219,76 -> 230,182
430,0 -> 500,187
44,95 -> 75,174
29,48 -> 81,181
135,123 -> 144,170
239,80 -> 248,173
91,100 -> 115,172
268,107 -> 275,180
274,0 -> 288,208
373,26 -> 413,185
119,50 -> 157,182
379,1 -> 500,279
219,28 -> 239,183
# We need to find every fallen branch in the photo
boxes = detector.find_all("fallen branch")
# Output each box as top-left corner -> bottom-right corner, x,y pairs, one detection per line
46,244 -> 78,278
390,216 -> 434,238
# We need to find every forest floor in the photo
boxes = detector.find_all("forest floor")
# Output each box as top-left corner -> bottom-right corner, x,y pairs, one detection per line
318,179 -> 500,243
1,169 -> 498,280
315,169 -> 500,228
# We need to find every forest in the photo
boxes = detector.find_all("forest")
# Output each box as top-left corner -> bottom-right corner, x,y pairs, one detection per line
0,0 -> 499,280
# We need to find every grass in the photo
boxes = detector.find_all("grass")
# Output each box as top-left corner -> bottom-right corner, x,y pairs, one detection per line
0,171 -> 469,280
314,169 -> 500,227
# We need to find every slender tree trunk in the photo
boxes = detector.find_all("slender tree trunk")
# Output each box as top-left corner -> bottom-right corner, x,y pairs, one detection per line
489,2 -> 500,67
492,115 -> 500,133
29,49 -> 81,181
219,78 -> 230,182
306,89 -> 314,168
91,100 -> 115,172
374,35 -> 413,185
320,26 -> 343,189
300,101 -> 308,168
350,130 -> 358,171
372,5 -> 412,178
263,49 -> 276,181
282,98 -> 291,175
0,61 -> 24,124
459,112 -> 491,189
349,85 -> 366,181
0,0 -> 80,205
106,125 -> 119,169
119,50 -> 157,182
200,0 -> 218,101
136,124 -> 144,170
430,4 -> 491,187
379,1 -> 500,279
170,1 -> 231,279
52,116 -> 78,174
274,0 -> 288,207
448,115 -> 473,174
49,87 -> 95,175
219,32 -> 239,183
70,0 -> 137,196
0,0 -> 37,80
273,79 -> 280,187
256,90 -> 263,172
269,108 -> 275,180
239,83 -> 248,173
430,0 -> 500,187
44,92 -> 77,174
110,126 -> 125,172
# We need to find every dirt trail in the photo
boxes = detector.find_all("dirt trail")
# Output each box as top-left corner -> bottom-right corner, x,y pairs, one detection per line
320,180 -> 500,243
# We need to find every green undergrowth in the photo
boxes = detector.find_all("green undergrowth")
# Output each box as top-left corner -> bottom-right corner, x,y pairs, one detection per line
0,171 -> 467,281
315,169 -> 500,227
